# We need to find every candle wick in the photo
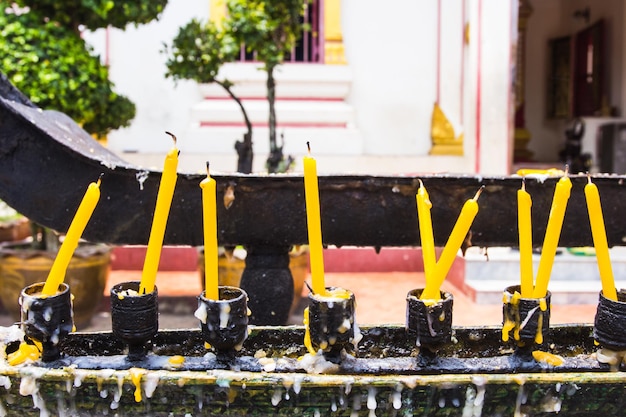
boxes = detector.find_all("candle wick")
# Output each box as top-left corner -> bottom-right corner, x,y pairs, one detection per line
521,178 -> 526,192
472,185 -> 485,201
563,164 -> 569,176
418,179 -> 424,188
206,161 -> 210,176
586,173 -> 592,184
306,141 -> 311,156
165,131 -> 177,146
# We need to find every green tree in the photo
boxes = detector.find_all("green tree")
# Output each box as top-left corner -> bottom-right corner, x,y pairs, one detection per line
0,0 -> 167,138
163,0 -> 307,173
163,19 -> 254,174
226,0 -> 305,173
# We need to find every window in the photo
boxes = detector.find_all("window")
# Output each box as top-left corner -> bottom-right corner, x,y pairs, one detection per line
237,0 -> 321,63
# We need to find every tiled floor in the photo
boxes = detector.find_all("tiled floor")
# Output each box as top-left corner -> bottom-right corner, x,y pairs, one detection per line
93,269 -> 598,331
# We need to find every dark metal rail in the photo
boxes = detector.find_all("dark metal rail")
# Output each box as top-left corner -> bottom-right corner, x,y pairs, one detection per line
0,92 -> 623,249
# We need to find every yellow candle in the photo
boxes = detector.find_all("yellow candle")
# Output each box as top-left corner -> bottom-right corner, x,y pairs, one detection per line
139,132 -> 179,294
303,142 -> 326,295
585,177 -> 617,301
42,177 -> 101,296
200,162 -> 219,300
532,174 -> 572,298
516,168 -> 564,177
518,180 -> 533,297
421,186 -> 483,300
416,180 -> 436,289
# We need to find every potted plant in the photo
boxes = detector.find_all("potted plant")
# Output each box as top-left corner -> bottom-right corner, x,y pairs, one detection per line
0,0 -> 166,327
163,0 -> 305,173
0,200 -> 30,243
225,0 -> 304,173
0,203 -> 112,329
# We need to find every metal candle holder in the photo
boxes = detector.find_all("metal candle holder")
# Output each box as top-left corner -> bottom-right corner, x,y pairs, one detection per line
196,286 -> 249,361
594,289 -> 626,358
405,288 -> 453,362
502,285 -> 551,357
20,282 -> 73,362
307,286 -> 357,363
110,281 -> 159,361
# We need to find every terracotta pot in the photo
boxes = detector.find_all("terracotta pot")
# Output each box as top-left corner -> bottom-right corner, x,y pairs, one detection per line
0,242 -> 111,329
0,217 -> 30,242
198,248 -> 308,313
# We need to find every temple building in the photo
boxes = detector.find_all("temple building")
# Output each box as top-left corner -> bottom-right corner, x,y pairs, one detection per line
85,0 -> 626,175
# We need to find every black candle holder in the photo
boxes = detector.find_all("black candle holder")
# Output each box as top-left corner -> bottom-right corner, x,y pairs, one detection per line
307,287 -> 357,363
594,289 -> 626,367
110,281 -> 158,361
20,282 -> 73,362
405,289 -> 453,361
502,285 -> 551,354
196,286 -> 249,360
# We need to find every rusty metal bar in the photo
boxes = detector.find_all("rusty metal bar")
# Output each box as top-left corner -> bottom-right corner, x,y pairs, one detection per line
1,82 -> 625,249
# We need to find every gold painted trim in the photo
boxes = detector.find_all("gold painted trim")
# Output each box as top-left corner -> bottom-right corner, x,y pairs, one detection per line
209,0 -> 226,27
430,103 -> 464,156
324,0 -> 347,65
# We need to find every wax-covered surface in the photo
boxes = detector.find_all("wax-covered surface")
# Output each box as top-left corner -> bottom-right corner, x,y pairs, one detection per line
0,324 -> 624,416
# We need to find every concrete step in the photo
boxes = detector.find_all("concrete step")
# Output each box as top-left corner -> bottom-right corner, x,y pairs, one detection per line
464,278 -> 626,305
463,246 -> 626,304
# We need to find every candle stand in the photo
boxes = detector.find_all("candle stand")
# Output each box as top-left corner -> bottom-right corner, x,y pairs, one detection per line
405,289 -> 453,363
594,289 -> 626,367
7,86 -> 626,414
19,282 -> 73,362
502,285 -> 551,360
196,286 -> 249,361
306,287 -> 357,363
110,281 -> 159,362
239,245 -> 293,325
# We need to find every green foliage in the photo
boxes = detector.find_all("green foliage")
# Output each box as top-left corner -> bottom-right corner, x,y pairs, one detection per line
226,0 -> 307,173
163,19 -> 238,84
0,200 -> 22,223
0,1 -> 147,137
226,0 -> 306,71
164,0 -> 308,173
163,17 -> 254,173
13,0 -> 168,31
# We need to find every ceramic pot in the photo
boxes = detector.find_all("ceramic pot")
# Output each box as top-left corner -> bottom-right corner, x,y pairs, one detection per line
0,242 -> 111,328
